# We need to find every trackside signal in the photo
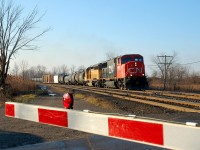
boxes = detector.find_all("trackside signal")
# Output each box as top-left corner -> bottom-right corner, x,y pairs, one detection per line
63,93 -> 74,109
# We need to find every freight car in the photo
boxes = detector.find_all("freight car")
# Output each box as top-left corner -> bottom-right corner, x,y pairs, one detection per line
58,74 -> 68,84
42,74 -> 64,84
77,71 -> 85,85
42,75 -> 54,83
64,71 -> 85,85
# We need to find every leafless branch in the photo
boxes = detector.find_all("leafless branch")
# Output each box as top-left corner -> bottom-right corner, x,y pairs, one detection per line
0,0 -> 49,94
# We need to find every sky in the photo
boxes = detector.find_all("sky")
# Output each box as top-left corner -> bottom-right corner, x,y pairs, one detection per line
10,0 -> 200,76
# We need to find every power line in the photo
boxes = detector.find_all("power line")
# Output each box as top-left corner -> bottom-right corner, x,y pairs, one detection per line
147,60 -> 200,67
179,60 -> 200,65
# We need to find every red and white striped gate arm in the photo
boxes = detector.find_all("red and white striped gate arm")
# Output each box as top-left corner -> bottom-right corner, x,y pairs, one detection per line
5,102 -> 200,150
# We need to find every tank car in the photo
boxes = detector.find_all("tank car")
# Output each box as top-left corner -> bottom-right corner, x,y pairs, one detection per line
74,72 -> 80,85
70,73 -> 76,85
64,75 -> 70,85
78,71 -> 85,85
58,74 -> 68,84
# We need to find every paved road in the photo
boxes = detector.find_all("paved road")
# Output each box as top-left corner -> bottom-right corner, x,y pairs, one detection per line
6,134 -> 166,150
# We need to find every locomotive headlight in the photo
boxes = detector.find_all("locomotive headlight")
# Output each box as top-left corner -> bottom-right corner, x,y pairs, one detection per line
135,62 -> 137,66
142,74 -> 144,76
130,74 -> 132,76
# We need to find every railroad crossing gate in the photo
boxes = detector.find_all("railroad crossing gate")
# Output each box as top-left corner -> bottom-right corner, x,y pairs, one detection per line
5,102 -> 200,150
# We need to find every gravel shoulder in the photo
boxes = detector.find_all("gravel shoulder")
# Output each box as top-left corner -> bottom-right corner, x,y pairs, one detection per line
1,85 -> 200,149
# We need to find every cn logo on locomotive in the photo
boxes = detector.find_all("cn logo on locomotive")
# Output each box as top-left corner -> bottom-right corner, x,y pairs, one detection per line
128,68 -> 142,74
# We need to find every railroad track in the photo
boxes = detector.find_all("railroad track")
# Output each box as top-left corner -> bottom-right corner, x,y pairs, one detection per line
141,90 -> 200,101
88,87 -> 200,101
51,84 -> 200,113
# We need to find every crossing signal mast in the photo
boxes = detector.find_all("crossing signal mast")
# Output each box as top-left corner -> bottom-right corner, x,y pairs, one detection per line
157,55 -> 173,90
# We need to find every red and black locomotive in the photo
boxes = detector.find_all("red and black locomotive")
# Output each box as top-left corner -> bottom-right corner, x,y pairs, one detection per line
62,54 -> 148,90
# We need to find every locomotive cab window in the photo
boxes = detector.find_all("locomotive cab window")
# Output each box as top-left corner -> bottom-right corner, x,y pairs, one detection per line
121,57 -> 134,64
134,57 -> 143,62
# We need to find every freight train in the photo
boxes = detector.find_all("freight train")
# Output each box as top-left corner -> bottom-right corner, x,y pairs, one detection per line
42,54 -> 149,90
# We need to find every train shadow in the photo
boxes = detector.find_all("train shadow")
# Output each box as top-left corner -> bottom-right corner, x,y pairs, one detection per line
0,130 -> 44,149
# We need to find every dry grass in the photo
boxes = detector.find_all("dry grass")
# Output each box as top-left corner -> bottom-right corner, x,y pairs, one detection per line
12,94 -> 36,103
175,84 -> 200,92
0,75 -> 39,103
75,93 -> 114,109
50,85 -> 66,93
74,93 -> 86,99
6,75 -> 37,94
150,82 -> 200,92
50,85 -> 75,94
0,102 -> 3,108
149,77 -> 200,92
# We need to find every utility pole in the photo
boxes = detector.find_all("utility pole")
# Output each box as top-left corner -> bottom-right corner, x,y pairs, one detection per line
158,55 -> 173,90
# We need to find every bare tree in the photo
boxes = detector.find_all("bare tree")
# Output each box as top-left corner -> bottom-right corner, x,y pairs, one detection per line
175,65 -> 188,83
27,65 -> 47,78
70,65 -> 76,74
77,65 -> 85,71
51,65 -> 68,75
168,65 -> 189,90
0,0 -> 49,94
190,71 -> 200,84
11,62 -> 19,76
36,65 -> 46,77
19,60 -> 28,80
60,64 -> 68,74
52,66 -> 59,75
29,66 -> 37,78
